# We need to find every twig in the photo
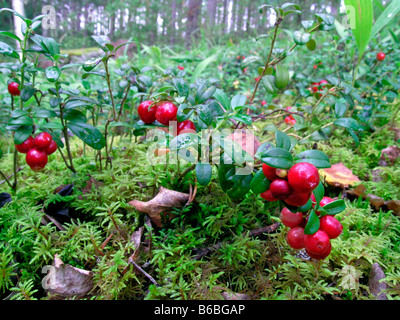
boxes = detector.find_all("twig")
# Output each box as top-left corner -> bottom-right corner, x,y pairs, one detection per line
0,166 -> 26,187
130,261 -> 159,286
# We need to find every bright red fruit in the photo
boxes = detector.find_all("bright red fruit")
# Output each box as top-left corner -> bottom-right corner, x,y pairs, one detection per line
177,119 -> 196,135
284,191 -> 311,207
260,189 -> 278,202
269,179 -> 292,200
319,215 -> 343,239
287,227 -> 305,249
15,136 -> 34,154
261,100 -> 267,106
306,241 -> 331,260
262,163 -> 279,181
304,230 -> 331,256
33,132 -> 53,151
178,66 -> 184,70
26,149 -> 48,171
280,207 -> 304,228
8,82 -> 20,96
45,140 -> 58,155
288,162 -> 320,193
138,100 -> 157,124
320,196 -> 334,207
376,52 -> 385,61
319,80 -> 328,86
155,101 -> 178,126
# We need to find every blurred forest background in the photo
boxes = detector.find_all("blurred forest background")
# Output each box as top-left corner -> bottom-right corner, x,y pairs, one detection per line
0,0 -> 352,49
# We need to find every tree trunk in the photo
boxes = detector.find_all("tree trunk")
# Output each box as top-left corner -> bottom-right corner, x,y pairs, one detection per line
185,0 -> 201,47
231,0 -> 237,33
222,0 -> 228,34
12,0 -> 25,50
170,0 -> 177,44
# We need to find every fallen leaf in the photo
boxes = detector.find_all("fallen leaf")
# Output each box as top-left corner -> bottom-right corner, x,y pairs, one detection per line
378,145 -> 400,166
45,255 -> 93,299
129,187 -> 190,228
368,263 -> 388,300
319,162 -> 361,188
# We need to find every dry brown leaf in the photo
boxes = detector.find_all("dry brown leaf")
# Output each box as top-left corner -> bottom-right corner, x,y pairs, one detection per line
368,263 -> 388,300
45,255 -> 93,299
129,187 -> 190,228
319,162 -> 361,188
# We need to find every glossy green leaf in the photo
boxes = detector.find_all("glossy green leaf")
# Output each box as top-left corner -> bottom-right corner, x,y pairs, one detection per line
45,66 -> 61,82
261,147 -> 294,169
275,131 -> 291,151
304,210 -> 320,235
293,31 -> 311,45
250,169 -> 271,194
67,122 -> 106,150
0,41 -> 19,59
196,163 -> 212,186
295,150 -> 331,168
275,64 -> 290,89
322,199 -> 346,216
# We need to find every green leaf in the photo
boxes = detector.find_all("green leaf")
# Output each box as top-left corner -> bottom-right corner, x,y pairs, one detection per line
304,210 -> 320,235
334,101 -> 347,118
250,169 -> 271,194
232,113 -> 252,125
0,41 -> 19,59
370,1 -> 400,39
32,109 -> 57,118
230,94 -> 247,110
177,103 -> 194,122
45,66 -> 61,82
0,31 -> 21,42
173,78 -> 189,97
333,117 -> 359,131
321,199 -> 346,216
254,142 -> 274,160
293,31 -> 311,45
274,64 -> 290,89
191,54 -> 217,83
82,57 -> 101,72
14,125 -> 33,145
312,182 -> 325,208
195,82 -> 216,104
295,150 -> 331,168
8,115 -> 33,126
196,163 -> 212,186
275,131 -> 291,151
262,75 -> 277,93
225,168 -> 253,200
63,109 -> 88,123
67,122 -> 106,150
260,147 -> 294,169
92,35 -> 111,51
213,88 -> 230,110
344,0 -> 373,57
169,133 -> 198,152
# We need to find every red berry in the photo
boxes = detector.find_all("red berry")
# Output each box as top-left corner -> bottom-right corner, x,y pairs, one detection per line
285,106 -> 292,111
45,140 -> 58,155
284,191 -> 311,207
288,162 -> 320,193
15,136 -> 34,154
290,119 -> 296,125
26,149 -> 48,171
311,86 -> 319,93
178,66 -> 184,70
155,101 -> 178,126
306,241 -> 331,260
315,196 -> 334,215
269,179 -> 292,200
280,207 -> 304,228
8,82 -> 20,96
304,230 -> 331,256
376,52 -> 385,61
261,100 -> 267,106
319,80 -> 328,86
138,100 -> 157,124
33,132 -> 53,151
313,65 -> 317,70
177,119 -> 196,135
260,189 -> 278,202
262,163 -> 279,181
319,215 -> 343,239
284,116 -> 292,124
287,227 -> 305,249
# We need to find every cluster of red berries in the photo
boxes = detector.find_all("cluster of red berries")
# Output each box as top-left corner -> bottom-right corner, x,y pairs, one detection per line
8,82 -> 21,96
137,100 -> 196,135
283,195 -> 343,260
309,79 -> 328,95
284,106 -> 296,126
236,55 -> 245,60
260,162 -> 319,207
15,132 -> 57,171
